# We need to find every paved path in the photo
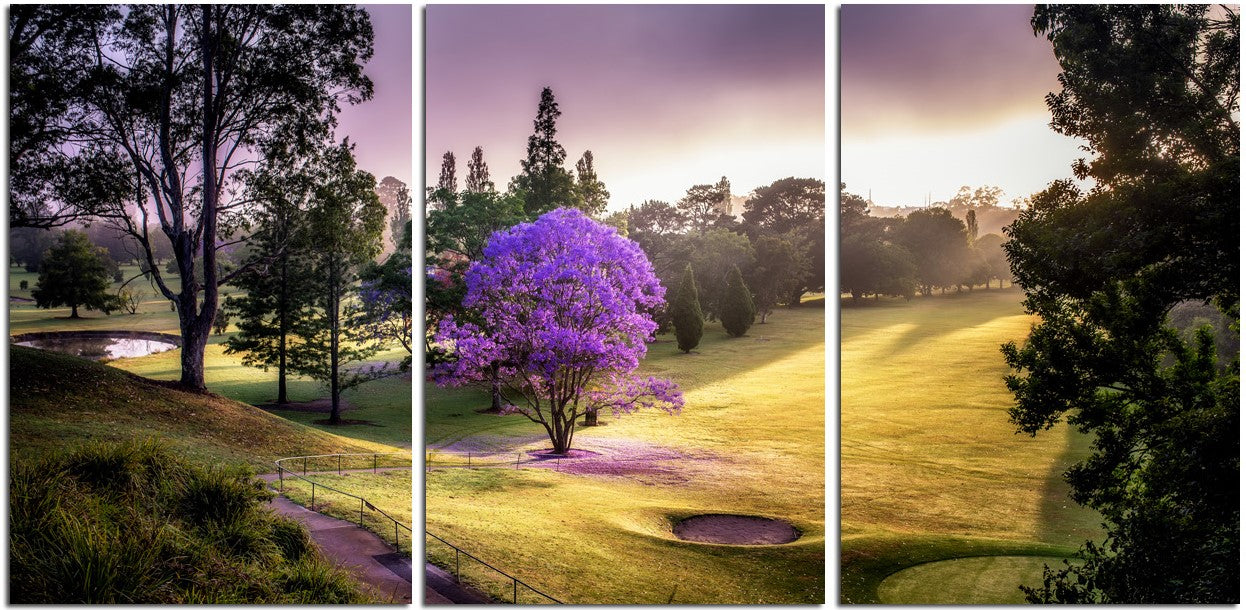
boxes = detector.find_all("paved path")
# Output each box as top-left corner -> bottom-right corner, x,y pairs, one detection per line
260,481 -> 412,604
424,562 -> 493,604
262,467 -> 495,604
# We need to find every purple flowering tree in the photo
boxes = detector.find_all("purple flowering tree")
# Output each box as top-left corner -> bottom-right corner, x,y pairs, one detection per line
434,208 -> 683,454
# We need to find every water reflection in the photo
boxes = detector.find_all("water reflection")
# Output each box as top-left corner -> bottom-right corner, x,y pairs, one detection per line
15,336 -> 178,360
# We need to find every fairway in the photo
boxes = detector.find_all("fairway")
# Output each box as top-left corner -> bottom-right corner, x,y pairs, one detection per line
840,288 -> 1101,602
425,304 -> 825,604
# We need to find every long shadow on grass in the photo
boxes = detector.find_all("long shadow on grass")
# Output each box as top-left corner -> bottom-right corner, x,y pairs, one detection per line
426,305 -> 826,450
642,304 -> 824,395
1034,421 -> 1102,548
867,290 -> 1026,358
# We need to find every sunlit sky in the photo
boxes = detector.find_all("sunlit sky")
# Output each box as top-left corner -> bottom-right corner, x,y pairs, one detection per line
337,4 -> 412,187
840,4 -> 1086,207
426,5 -> 825,213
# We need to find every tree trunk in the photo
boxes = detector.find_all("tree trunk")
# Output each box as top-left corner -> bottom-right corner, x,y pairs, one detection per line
276,257 -> 289,405
490,363 -> 503,410
179,318 -> 208,390
328,258 -> 341,425
173,5 -> 218,394
584,408 -> 598,427
70,305 -> 79,318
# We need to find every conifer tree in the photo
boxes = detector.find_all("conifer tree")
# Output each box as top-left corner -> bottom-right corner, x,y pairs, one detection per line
291,140 -> 388,425
720,264 -> 755,337
574,150 -> 610,215
465,146 -> 492,194
509,87 -> 577,214
438,151 -> 456,192
223,149 -> 318,405
671,264 -> 704,353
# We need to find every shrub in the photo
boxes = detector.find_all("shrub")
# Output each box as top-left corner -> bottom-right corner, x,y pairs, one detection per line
19,279 -> 28,290
269,517 -> 314,562
720,264 -> 755,337
276,557 -> 372,604
8,439 -> 370,603
671,263 -> 704,353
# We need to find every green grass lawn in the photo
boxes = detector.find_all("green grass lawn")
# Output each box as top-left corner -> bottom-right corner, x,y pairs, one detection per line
8,346 -> 395,471
425,303 -> 825,604
840,288 -> 1102,603
9,264 -> 411,449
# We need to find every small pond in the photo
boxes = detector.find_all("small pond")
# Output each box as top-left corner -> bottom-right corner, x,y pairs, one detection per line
13,332 -> 179,361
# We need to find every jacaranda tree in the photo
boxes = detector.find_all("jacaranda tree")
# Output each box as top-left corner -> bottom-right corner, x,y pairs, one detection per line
434,208 -> 683,454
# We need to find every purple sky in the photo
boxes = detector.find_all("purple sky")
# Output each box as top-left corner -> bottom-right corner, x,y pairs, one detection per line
426,4 -> 825,212
337,4 -> 412,187
840,4 -> 1085,207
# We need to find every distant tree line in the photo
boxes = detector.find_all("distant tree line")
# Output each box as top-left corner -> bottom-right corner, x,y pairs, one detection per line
840,183 -> 1012,302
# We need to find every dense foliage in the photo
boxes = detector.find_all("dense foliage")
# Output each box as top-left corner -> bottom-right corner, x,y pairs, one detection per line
10,439 -> 371,603
720,264 -> 755,338
671,264 -> 704,353
9,5 -> 375,390
839,182 -> 1011,302
32,230 -> 116,318
223,146 -> 320,405
433,209 -> 682,453
1003,4 -> 1239,603
291,141 -> 389,425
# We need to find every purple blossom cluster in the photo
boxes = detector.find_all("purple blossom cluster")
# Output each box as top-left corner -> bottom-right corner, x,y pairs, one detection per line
433,208 -> 682,450
357,267 -> 412,347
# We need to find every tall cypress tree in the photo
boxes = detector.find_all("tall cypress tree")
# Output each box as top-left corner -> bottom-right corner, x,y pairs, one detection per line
720,264 -> 755,338
671,264 -> 704,353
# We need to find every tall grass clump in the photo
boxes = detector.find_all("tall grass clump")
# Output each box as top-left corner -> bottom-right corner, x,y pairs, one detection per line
9,438 -> 374,603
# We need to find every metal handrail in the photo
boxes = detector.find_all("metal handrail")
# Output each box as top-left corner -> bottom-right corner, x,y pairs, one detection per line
426,530 -> 564,604
273,452 -> 413,552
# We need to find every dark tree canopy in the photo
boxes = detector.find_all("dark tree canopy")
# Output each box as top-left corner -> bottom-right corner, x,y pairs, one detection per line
671,264 -> 704,353
465,146 -> 492,194
8,6 -> 129,229
742,177 -> 825,235
15,5 -> 376,390
292,140 -> 388,425
32,230 -> 117,318
438,151 -> 457,193
747,234 -> 802,322
510,87 -> 578,215
720,264 -> 755,338
677,181 -> 732,233
223,147 -> 320,405
574,150 -> 610,216
1004,5 -> 1239,603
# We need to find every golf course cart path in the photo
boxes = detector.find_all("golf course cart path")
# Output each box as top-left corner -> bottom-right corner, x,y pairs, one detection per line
263,493 -> 412,604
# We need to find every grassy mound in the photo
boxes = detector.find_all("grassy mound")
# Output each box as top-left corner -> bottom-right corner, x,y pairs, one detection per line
9,439 -> 374,603
9,346 -> 394,470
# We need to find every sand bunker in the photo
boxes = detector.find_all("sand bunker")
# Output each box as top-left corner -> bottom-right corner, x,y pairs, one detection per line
673,514 -> 800,545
